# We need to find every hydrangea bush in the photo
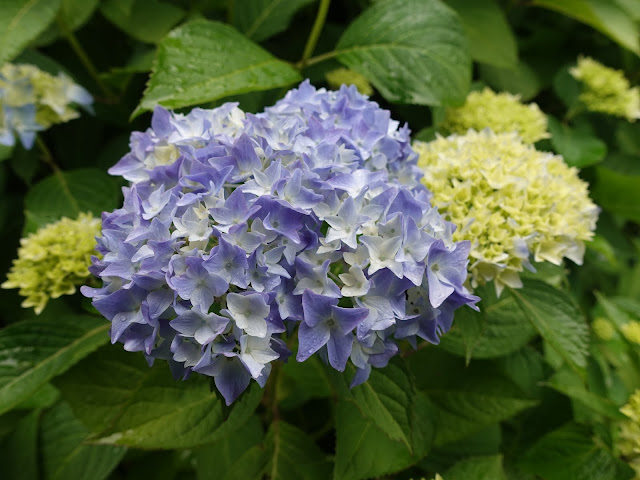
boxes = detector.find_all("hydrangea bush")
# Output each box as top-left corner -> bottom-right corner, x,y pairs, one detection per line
84,82 -> 478,403
2,1 -> 640,479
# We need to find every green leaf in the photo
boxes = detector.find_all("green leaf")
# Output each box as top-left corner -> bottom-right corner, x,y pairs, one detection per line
233,0 -> 316,42
134,20 -> 302,117
439,285 -> 538,361
593,166 -> 640,223
544,369 -> 627,420
36,0 -> 99,45
0,315 -> 109,416
497,348 -> 547,399
335,0 -> 471,106
0,409 -> 39,480
15,383 -> 60,410
479,59 -> 541,101
334,397 -> 433,480
547,116 -> 606,168
444,455 -> 507,480
444,0 -> 517,68
24,168 -> 122,231
265,421 -> 332,480
54,345 -> 262,448
41,402 -> 126,480
532,0 -> 640,55
408,348 -> 537,446
510,279 -> 589,372
194,415 -> 266,480
279,355 -> 333,410
336,359 -> 431,454
519,423 -> 635,480
100,0 -> 185,43
0,0 -> 61,65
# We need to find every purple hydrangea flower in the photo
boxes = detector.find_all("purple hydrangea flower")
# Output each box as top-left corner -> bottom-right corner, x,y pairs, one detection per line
84,81 -> 479,405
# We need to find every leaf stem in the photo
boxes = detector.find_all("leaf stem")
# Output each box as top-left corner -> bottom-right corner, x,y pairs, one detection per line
36,136 -> 80,214
56,18 -> 115,100
297,50 -> 339,69
299,0 -> 332,68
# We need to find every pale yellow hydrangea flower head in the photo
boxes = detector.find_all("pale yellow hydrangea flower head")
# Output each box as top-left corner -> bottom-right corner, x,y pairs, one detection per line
325,68 -> 374,96
570,57 -> 640,122
414,130 -> 598,295
619,390 -> 640,477
442,88 -> 549,144
2,213 -> 101,314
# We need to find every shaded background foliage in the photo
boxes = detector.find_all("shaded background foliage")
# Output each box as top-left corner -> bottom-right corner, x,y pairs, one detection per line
0,0 -> 640,479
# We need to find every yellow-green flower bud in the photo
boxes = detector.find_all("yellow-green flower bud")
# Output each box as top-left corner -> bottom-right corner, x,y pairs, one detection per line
593,317 -> 615,341
326,68 -> 374,96
414,130 -> 598,295
443,88 -> 549,144
622,321 -> 640,345
570,57 -> 640,122
1,213 -> 101,314
619,390 -> 640,475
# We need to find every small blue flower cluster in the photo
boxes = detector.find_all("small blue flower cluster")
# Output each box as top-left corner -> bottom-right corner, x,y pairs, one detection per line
0,63 -> 93,149
83,81 -> 478,404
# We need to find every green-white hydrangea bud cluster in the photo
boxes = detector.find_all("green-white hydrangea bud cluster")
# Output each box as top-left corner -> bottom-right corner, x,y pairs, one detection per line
0,63 -> 93,149
442,87 -> 549,144
570,56 -> 640,122
2,213 -> 101,314
414,130 -> 599,295
619,390 -> 640,477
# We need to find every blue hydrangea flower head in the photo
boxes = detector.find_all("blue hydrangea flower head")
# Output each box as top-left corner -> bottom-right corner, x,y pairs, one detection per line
84,81 -> 478,404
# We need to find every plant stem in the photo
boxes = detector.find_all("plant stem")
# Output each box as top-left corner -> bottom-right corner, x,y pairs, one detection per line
298,50 -> 339,69
299,0 -> 332,68
57,18 -> 115,99
35,136 -> 60,174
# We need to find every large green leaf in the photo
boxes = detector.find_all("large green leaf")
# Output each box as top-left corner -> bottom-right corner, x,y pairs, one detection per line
233,0 -> 316,42
334,397 -> 433,480
24,168 -> 122,231
439,285 -> 538,361
519,423 -> 635,480
194,415 -> 266,480
0,0 -> 61,65
0,315 -> 109,416
265,421 -> 332,480
0,409 -> 39,480
510,279 -> 589,372
54,345 -> 263,448
444,455 -> 507,480
547,116 -> 606,168
335,0 -> 470,106
593,166 -> 640,223
444,0 -> 517,68
41,402 -> 126,480
134,20 -> 302,116
408,349 -> 538,446
479,59 -> 541,101
335,359 -> 431,454
544,369 -> 627,420
279,355 -> 333,410
100,0 -> 185,44
532,0 -> 640,55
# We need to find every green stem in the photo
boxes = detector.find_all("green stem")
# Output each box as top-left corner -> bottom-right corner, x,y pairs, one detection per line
36,135 -> 80,213
563,104 -> 584,123
298,50 -> 339,69
299,0 -> 332,68
57,18 -> 115,99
